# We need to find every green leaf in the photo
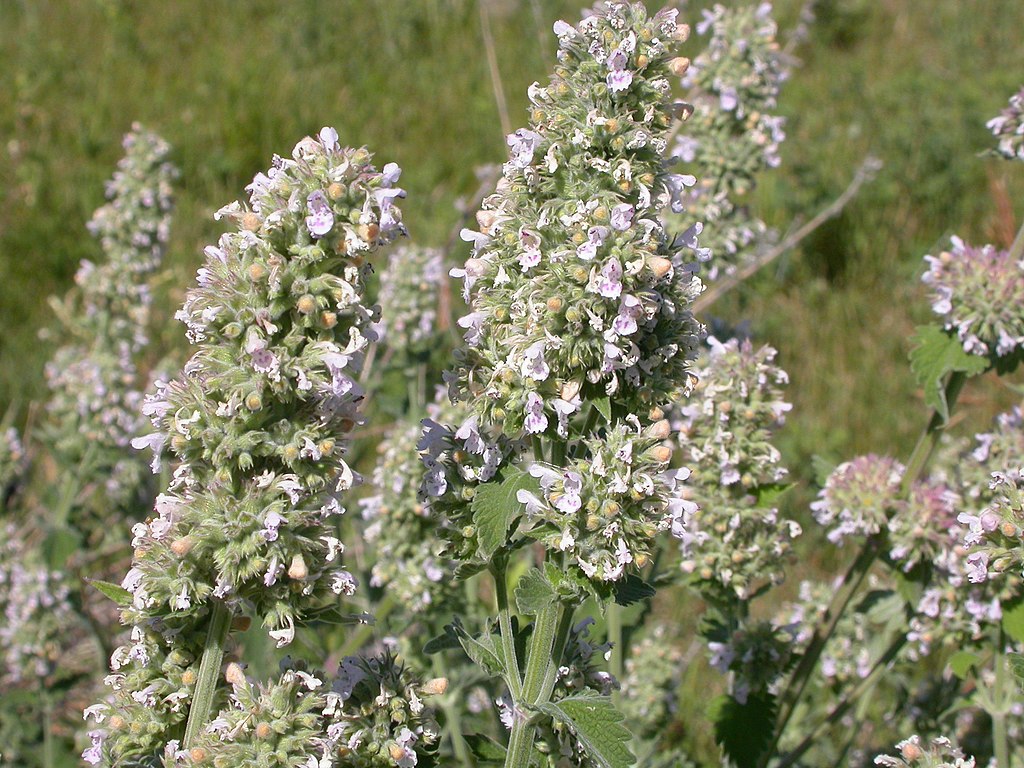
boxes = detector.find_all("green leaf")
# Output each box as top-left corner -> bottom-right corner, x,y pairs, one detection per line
707,694 -> 777,768
1001,598 -> 1024,643
471,467 -> 538,559
88,579 -> 132,607
452,620 -> 507,677
43,527 -> 82,570
810,454 -> 836,487
948,650 -> 982,679
909,325 -> 988,421
454,561 -> 487,581
515,568 -> 556,615
1007,653 -> 1024,690
612,573 -> 656,606
593,397 -> 612,423
423,624 -> 463,655
465,733 -> 507,764
537,691 -> 635,768
753,482 -> 796,508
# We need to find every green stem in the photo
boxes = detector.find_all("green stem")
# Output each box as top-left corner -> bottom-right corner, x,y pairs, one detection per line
505,601 -> 564,768
43,688 -> 55,768
492,558 -> 523,700
994,629 -> 1011,768
1008,216 -> 1024,264
433,657 -> 473,768
607,602 -> 624,681
763,371 -> 966,768
183,601 -> 233,748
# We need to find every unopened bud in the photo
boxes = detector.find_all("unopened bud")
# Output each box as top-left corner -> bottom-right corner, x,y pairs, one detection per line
297,294 -> 317,314
649,445 -> 673,463
635,53 -> 649,69
646,420 -> 671,440
547,296 -> 564,312
673,23 -> 690,42
327,182 -> 346,200
634,552 -> 650,568
225,662 -> 246,686
668,57 -> 691,77
1002,521 -> 1018,538
388,745 -> 408,762
648,257 -> 673,278
255,722 -> 273,740
561,380 -> 582,401
320,311 -> 337,328
358,222 -> 379,242
899,742 -> 923,761
421,677 -> 449,695
170,537 -> 194,557
288,554 -> 308,581
248,263 -> 267,281
245,392 -> 263,411
109,715 -> 126,730
649,406 -> 664,421
190,748 -> 207,763
241,212 -> 261,232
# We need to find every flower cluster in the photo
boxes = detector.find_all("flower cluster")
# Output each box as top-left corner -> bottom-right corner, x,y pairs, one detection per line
707,619 -> 794,704
618,624 -> 683,738
43,125 -> 177,526
517,420 -> 695,581
987,87 -> 1024,162
673,337 -> 797,599
673,3 -> 790,279
375,245 -> 446,362
361,411 -> 461,615
921,236 -> 1024,359
811,454 -> 903,544
957,469 -> 1024,583
0,427 -> 26,510
873,735 -> 977,768
449,2 -> 705,436
0,525 -> 76,686
85,130 -> 406,765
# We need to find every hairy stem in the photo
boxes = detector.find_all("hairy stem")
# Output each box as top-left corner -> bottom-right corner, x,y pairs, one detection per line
607,602 -> 624,681
493,558 -> 523,700
183,601 -> 233,748
994,629 -> 1011,768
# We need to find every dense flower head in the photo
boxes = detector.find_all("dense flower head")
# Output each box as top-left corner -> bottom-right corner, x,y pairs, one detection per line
43,125 -> 177,529
987,87 -> 1024,162
85,131 -> 405,767
673,3 -> 790,280
922,236 -> 1024,358
516,420 -> 695,582
449,2 -> 705,436
873,735 -> 976,768
674,338 -> 798,599
811,454 -> 904,544
375,245 -> 446,361
361,412 -> 461,615
957,469 -> 1024,583
0,427 -> 26,510
886,478 -> 960,572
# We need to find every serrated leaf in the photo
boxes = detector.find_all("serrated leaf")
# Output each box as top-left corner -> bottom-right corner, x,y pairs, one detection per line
515,568 -> 556,615
707,694 -> 777,768
471,467 -> 537,559
423,625 -> 463,655
465,733 -> 507,764
612,573 -> 656,606
1008,653 -> 1024,690
1001,598 -> 1024,643
948,650 -> 982,679
538,691 -> 635,768
454,561 -> 487,581
909,325 -> 989,421
89,579 -> 132,607
593,397 -> 612,422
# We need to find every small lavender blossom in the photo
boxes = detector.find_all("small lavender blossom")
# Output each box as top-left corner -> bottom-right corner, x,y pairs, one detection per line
987,87 -> 1024,162
958,469 -> 1024,583
922,236 -> 1024,358
873,734 -> 977,768
375,246 -> 446,362
0,427 -> 26,511
671,3 -> 790,280
618,624 -> 684,739
85,132 -> 405,766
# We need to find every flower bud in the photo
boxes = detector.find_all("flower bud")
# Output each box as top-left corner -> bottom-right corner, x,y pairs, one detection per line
288,554 -> 308,581
190,748 -> 207,763
170,537 -> 194,557
248,262 -> 267,281
421,677 -> 449,695
241,212 -> 261,232
649,445 -> 673,463
668,57 -> 691,77
647,257 -> 673,279
673,23 -> 690,42
320,311 -> 338,328
297,294 -> 317,314
327,182 -> 346,199
547,296 -> 564,313
245,392 -> 263,411
225,662 -> 246,686
255,722 -> 273,739
358,222 -> 380,242
646,419 -> 671,440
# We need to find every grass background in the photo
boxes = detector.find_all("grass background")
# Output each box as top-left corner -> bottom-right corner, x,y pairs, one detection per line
1,0 -> 1022,475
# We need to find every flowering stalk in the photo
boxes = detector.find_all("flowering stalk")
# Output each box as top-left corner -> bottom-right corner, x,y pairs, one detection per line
428,4 -> 706,765
83,128 -> 407,765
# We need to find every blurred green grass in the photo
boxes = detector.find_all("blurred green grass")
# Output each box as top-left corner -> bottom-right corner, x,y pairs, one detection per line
1,0 -> 1022,470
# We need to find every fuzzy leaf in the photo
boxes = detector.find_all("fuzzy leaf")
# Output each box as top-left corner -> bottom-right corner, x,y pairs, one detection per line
423,624 -> 464,655
909,325 -> 988,421
472,467 -> 537,560
612,573 -> 656,606
1001,598 -> 1024,644
948,650 -> 982,679
465,733 -> 507,764
89,579 -> 133,607
515,568 -> 556,615
538,691 -> 635,768
453,621 -> 507,677
753,482 -> 796,508
593,397 -> 612,422
707,694 -> 777,768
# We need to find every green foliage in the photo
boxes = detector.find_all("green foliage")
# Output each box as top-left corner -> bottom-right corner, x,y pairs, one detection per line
537,691 -> 636,768
514,568 -> 557,615
88,578 -> 132,607
909,325 -> 989,421
707,694 -> 777,768
1000,597 -> 1024,644
471,466 -> 537,560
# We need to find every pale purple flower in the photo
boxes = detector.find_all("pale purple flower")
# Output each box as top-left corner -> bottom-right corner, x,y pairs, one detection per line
606,48 -> 633,93
305,190 -> 334,237
381,162 -> 402,186
610,203 -> 634,231
318,126 -> 339,152
611,294 -> 643,336
507,129 -> 542,168
520,341 -> 551,381
597,259 -> 623,298
524,392 -> 548,434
